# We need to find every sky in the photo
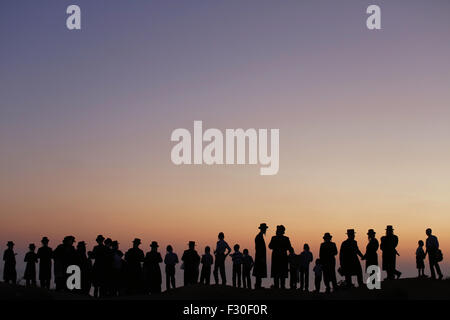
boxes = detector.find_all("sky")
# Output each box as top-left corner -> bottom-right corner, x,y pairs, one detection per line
1,0 -> 450,286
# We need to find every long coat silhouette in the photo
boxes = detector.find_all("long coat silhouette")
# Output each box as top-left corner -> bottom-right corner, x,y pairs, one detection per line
24,251 -> 38,282
144,248 -> 163,294
37,244 -> 52,283
339,239 -> 363,275
380,229 -> 400,279
3,247 -> 17,283
253,232 -> 267,278
268,231 -> 292,279
319,234 -> 338,292
363,237 -> 379,270
182,245 -> 200,286
124,244 -> 145,293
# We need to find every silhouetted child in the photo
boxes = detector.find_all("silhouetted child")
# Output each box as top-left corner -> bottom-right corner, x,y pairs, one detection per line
416,240 -> 426,278
299,243 -> 313,292
200,246 -> 213,285
288,248 -> 299,289
24,243 -> 38,287
242,249 -> 254,289
313,259 -> 322,293
164,245 -> 179,290
230,244 -> 243,288
3,241 -> 17,284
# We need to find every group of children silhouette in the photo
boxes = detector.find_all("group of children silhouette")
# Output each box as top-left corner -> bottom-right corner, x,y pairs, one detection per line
1,224 -> 444,297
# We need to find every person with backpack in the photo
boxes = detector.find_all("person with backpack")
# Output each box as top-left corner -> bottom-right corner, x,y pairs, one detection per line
425,228 -> 443,280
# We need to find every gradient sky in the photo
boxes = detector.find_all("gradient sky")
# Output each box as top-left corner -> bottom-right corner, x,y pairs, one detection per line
1,0 -> 450,282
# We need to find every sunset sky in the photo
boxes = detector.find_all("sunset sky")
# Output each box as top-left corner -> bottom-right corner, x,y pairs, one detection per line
1,0 -> 450,283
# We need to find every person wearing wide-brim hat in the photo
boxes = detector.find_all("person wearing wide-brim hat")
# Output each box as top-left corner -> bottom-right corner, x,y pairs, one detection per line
124,238 -> 145,295
37,236 -> 53,289
24,243 -> 38,287
268,225 -> 292,289
362,229 -> 379,271
3,241 -> 17,284
319,233 -> 338,293
339,229 -> 364,288
380,225 -> 401,280
143,241 -> 163,294
182,241 -> 201,286
254,223 -> 269,289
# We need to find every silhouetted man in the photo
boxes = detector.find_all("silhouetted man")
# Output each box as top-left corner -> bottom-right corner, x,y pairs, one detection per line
213,232 -> 231,285
3,241 -> 17,284
124,238 -> 145,295
425,228 -> 443,280
339,229 -> 364,288
268,225 -> 292,289
380,225 -> 401,280
253,223 -> 268,289
144,241 -> 163,294
182,241 -> 200,286
92,235 -> 108,297
362,229 -> 379,271
319,233 -> 338,293
37,237 -> 52,289
75,241 -> 91,295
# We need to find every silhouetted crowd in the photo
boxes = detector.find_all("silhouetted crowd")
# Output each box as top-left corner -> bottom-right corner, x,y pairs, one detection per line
2,224 -> 444,297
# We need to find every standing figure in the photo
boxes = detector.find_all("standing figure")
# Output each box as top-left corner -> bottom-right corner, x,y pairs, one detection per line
37,237 -> 52,289
416,240 -> 426,278
182,241 -> 200,286
111,241 -> 124,296
24,243 -> 38,287
164,245 -> 179,290
319,233 -> 338,293
339,229 -> 364,288
75,241 -> 91,295
3,241 -> 17,284
362,229 -> 379,271
425,228 -> 443,280
313,259 -> 323,293
230,244 -> 243,288
380,226 -> 401,280
200,246 -> 213,285
299,243 -> 313,292
213,232 -> 231,285
253,223 -> 268,289
268,225 -> 292,289
242,249 -> 254,289
144,241 -> 163,294
288,248 -> 299,289
124,238 -> 145,295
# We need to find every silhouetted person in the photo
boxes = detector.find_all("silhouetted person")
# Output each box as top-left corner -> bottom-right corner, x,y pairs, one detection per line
230,244 -> 243,288
37,237 -> 52,289
3,241 -> 17,284
339,229 -> 364,288
74,241 -> 91,295
425,228 -> 443,280
111,240 -> 124,296
416,240 -> 426,278
144,241 -> 163,294
182,241 -> 200,286
200,246 -> 213,285
288,248 -> 299,289
362,229 -> 378,271
242,249 -> 254,289
92,235 -> 108,297
53,236 -> 77,291
380,225 -> 401,280
213,232 -> 231,285
319,233 -> 338,293
313,259 -> 322,293
253,223 -> 268,289
103,238 -> 115,296
299,243 -> 313,292
164,245 -> 178,290
24,243 -> 38,287
124,238 -> 145,295
268,225 -> 292,289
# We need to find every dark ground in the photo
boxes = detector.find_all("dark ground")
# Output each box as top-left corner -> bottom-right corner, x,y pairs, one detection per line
1,278 -> 449,300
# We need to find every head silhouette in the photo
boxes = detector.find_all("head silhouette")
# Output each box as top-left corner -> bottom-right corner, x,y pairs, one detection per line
41,237 -> 49,246
218,232 -> 225,240
418,240 -> 424,247
304,243 -> 310,251
426,228 -> 432,236
386,225 -> 394,235
189,241 -> 195,250
276,225 -> 285,236
29,243 -> 36,252
346,229 -> 355,240
367,229 -> 376,239
233,244 -> 240,252
258,223 -> 268,235
112,241 -> 119,250
96,235 -> 105,245
133,238 -> 141,248
205,246 -> 210,253
323,233 -> 332,242
243,249 -> 249,255
7,241 -> 14,249
167,245 -> 173,252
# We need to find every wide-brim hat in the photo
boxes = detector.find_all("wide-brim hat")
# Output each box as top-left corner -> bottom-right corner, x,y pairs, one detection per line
29,243 -> 35,249
7,241 -> 14,246
367,229 -> 376,235
276,225 -> 286,232
258,223 -> 268,230
64,236 -> 75,242
386,225 -> 394,231
346,229 -> 355,235
150,241 -> 159,248
96,234 -> 105,242
323,233 -> 332,240
188,241 -> 196,246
